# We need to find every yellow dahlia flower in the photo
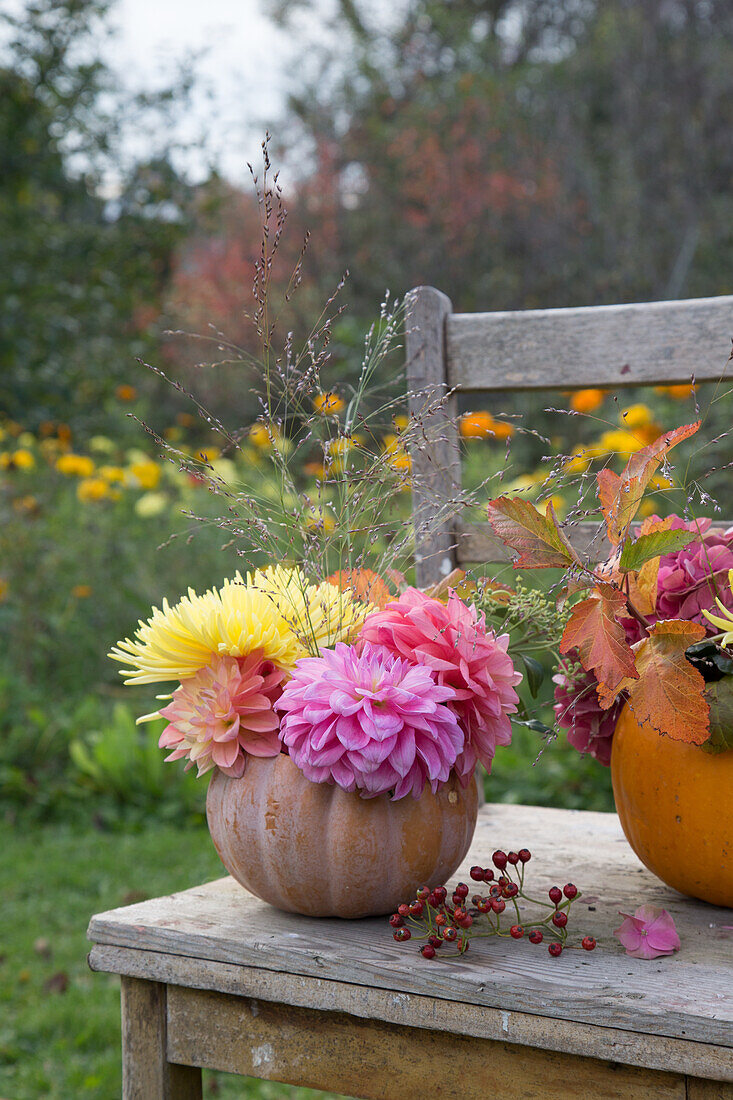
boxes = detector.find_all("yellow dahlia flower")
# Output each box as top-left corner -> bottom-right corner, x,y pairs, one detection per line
246,566 -> 373,652
703,569 -> 733,646
109,576 -> 307,685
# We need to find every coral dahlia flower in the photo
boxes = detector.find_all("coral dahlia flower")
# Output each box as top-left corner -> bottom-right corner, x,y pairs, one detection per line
359,589 -> 522,781
155,653 -> 285,777
276,642 -> 464,799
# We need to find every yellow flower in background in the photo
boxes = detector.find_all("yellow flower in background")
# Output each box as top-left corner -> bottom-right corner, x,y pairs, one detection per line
247,566 -> 371,651
703,570 -> 733,644
163,426 -> 183,442
382,433 -> 412,472
176,412 -> 196,428
598,429 -> 645,457
56,453 -> 95,477
72,585 -> 93,599
89,435 -> 116,454
638,500 -> 656,518
17,432 -> 35,448
77,477 -> 110,502
10,449 -> 35,469
570,388 -> 605,413
39,438 -> 60,458
619,403 -> 653,429
313,392 -> 345,415
134,492 -> 168,518
0,578 -> 7,601
506,471 -> 547,495
655,383 -> 697,400
196,446 -> 220,463
563,446 -> 594,473
305,512 -> 336,533
98,465 -> 125,483
393,414 -> 409,431
249,423 -> 277,449
648,473 -> 675,491
13,495 -> 39,514
128,460 -> 161,490
109,575 -> 308,685
115,384 -> 137,402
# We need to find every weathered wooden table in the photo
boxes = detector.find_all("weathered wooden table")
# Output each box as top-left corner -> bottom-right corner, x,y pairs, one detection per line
88,804 -> 733,1099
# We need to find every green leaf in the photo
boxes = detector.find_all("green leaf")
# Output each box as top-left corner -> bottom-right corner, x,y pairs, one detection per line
702,679 -> 733,754
619,529 -> 696,572
520,654 -> 545,698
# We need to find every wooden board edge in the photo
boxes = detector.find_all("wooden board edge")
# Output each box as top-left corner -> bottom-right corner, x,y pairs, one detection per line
89,945 -> 733,1083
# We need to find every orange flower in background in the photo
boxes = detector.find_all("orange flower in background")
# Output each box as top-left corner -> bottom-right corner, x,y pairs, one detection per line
0,578 -> 8,601
570,388 -> 605,413
176,412 -> 196,427
327,568 -> 392,609
313,392 -> 345,415
304,461 -> 326,480
459,412 -> 514,440
56,424 -> 72,445
655,383 -> 697,400
116,384 -> 138,402
72,585 -> 93,598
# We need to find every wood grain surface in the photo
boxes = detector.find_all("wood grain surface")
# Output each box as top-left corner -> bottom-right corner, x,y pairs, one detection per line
446,296 -> 733,391
165,984 -> 695,1100
88,804 -> 733,1059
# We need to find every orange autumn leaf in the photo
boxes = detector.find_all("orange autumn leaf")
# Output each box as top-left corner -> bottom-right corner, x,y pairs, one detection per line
599,620 -> 709,744
560,585 -> 638,696
597,421 -> 700,545
327,568 -> 391,609
486,497 -> 580,570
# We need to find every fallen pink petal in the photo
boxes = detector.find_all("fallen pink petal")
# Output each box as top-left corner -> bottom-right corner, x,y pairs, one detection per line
614,905 -> 681,960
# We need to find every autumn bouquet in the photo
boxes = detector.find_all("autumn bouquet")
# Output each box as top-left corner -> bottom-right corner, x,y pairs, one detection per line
484,419 -> 733,907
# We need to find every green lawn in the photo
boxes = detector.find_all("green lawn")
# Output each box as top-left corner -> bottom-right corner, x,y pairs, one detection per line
0,735 -> 611,1098
0,822 -> 352,1099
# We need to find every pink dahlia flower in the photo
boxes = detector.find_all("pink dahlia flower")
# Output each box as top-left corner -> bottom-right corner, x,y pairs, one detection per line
614,905 -> 681,960
358,588 -> 521,781
654,516 -> 733,623
275,642 -> 464,799
158,652 -> 285,777
552,660 -> 623,766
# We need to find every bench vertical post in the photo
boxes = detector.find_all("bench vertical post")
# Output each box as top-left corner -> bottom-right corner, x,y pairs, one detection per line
121,976 -> 202,1100
405,286 -> 461,588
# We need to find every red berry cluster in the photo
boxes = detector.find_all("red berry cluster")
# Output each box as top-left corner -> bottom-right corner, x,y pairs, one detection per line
388,848 -> 597,960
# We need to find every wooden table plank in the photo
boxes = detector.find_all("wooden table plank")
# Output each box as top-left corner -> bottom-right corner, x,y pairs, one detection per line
88,804 -> 733,1049
89,945 -> 733,1081
165,985 -> 692,1100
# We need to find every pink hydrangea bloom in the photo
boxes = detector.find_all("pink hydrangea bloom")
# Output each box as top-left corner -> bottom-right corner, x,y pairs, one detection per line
158,652 -> 285,777
614,905 -> 681,959
358,588 -> 522,781
552,660 -> 623,766
275,642 -> 464,800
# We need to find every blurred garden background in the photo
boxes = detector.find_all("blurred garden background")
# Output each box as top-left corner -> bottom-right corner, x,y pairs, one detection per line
1,0 -> 732,1096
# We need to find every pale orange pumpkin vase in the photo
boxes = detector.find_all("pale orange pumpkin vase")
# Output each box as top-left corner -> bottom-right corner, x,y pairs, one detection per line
611,702 -> 733,908
206,753 -> 479,918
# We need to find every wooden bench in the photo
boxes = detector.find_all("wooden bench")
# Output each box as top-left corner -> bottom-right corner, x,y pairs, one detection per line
405,288 -> 733,586
88,803 -> 733,1099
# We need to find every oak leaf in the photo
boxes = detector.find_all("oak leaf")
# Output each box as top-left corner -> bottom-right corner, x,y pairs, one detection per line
560,585 -> 638,696
486,497 -> 581,570
597,421 -> 700,545
600,620 -> 709,744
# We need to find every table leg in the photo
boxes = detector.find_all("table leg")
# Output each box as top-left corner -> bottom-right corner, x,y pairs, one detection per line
121,976 -> 202,1100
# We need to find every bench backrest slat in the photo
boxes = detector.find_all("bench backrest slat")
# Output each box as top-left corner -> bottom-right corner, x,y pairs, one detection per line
406,287 -> 733,586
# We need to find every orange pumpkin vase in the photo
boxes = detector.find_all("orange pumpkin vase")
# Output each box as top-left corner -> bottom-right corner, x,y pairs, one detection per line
206,753 -> 479,918
611,702 -> 733,908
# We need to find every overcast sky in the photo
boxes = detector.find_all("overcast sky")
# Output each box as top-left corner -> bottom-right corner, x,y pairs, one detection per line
107,0 -> 303,181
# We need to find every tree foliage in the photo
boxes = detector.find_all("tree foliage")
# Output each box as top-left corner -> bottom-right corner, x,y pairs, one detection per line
0,0 -> 195,429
